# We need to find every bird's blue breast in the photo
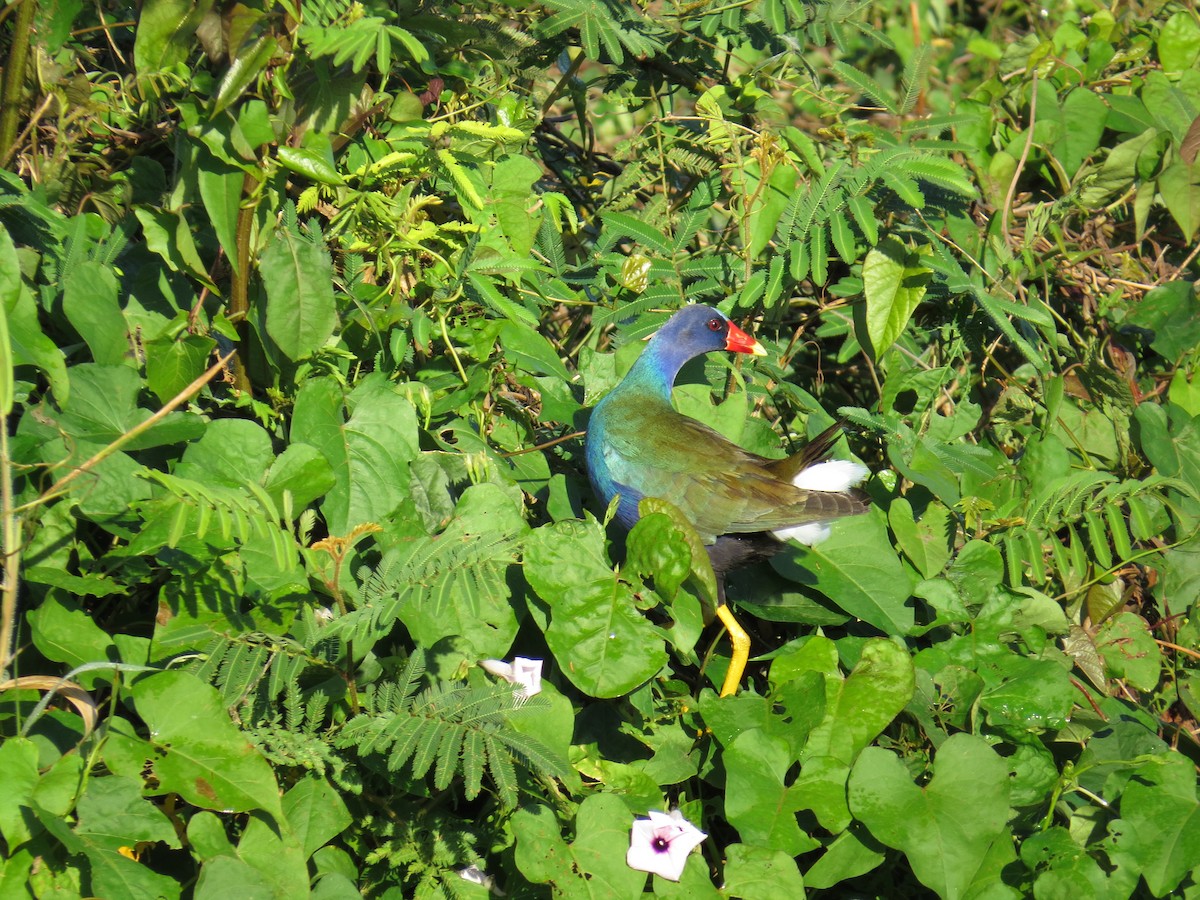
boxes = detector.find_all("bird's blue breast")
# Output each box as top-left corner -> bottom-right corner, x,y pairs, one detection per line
585,392 -> 644,530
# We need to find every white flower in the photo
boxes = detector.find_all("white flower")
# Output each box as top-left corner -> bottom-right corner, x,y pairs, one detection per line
457,865 -> 504,895
479,657 -> 542,697
626,809 -> 707,882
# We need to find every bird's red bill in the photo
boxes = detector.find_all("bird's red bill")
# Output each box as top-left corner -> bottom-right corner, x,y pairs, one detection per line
724,321 -> 767,356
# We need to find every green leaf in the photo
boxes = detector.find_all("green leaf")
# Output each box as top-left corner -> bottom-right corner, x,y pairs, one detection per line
133,0 -> 214,73
975,290 -> 1048,373
195,855 -> 275,900
497,320 -> 570,380
292,375 -> 419,534
234,806 -> 309,897
888,497 -> 952,578
145,334 -> 216,404
1020,827 -> 1119,899
390,484 -> 526,658
638,497 -> 719,610
832,60 -> 896,113
803,828 -> 886,890
599,210 -> 673,255
526,519 -> 668,697
626,512 -> 691,601
23,567 -> 126,598
134,207 -> 211,283
135,670 -> 284,821
263,443 -> 336,511
0,738 -> 41,848
973,284 -> 1054,330
1158,159 -> 1200,241
437,148 -> 484,209
81,841 -> 183,900
1095,612 -> 1162,691
465,271 -> 540,326
721,844 -> 806,900
762,254 -> 786,309
747,163 -> 798,257
62,263 -> 126,370
74,776 -> 181,855
389,25 -> 431,67
260,223 -> 338,361
1142,71 -> 1200,145
514,795 -> 647,897
737,270 -> 765,310
523,519 -> 612,595
849,734 -> 1014,900
213,35 -> 278,115
197,153 -> 245,275
1112,752 -> 1200,897
5,265 -> 68,402
794,639 -> 916,831
861,236 -> 930,358
27,595 -> 118,677
1078,128 -> 1159,206
0,225 -> 18,415
772,512 -> 915,636
977,655 -> 1076,732
276,146 -> 344,186
847,194 -> 879,246
175,418 -> 274,487
882,169 -> 924,207
1158,11 -> 1200,75
32,754 -> 84,817
1047,84 -> 1108,178
50,363 -> 204,450
829,208 -> 857,263
809,222 -> 829,285
544,574 -> 668,698
725,731 -> 811,854
491,154 -> 542,256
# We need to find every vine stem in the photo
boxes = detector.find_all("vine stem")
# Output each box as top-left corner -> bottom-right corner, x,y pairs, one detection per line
228,172 -> 260,394
0,0 -> 37,167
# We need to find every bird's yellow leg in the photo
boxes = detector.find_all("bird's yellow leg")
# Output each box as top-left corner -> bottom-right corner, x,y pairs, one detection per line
715,604 -> 751,697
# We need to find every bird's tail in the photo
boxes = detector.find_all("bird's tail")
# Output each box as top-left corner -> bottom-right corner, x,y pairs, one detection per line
766,418 -> 870,545
762,419 -> 850,482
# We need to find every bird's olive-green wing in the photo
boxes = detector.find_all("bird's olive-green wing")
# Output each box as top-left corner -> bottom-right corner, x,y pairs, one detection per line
601,400 -> 862,541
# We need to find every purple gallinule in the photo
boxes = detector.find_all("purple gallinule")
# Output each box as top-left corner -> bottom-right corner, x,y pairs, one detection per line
586,304 -> 869,695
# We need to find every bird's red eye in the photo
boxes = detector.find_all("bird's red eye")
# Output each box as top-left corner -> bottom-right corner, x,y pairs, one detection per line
706,317 -> 724,332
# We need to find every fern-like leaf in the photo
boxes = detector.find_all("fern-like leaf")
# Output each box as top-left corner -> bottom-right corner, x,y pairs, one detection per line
327,511 -> 523,649
538,0 -> 664,64
898,43 -> 931,115
831,60 -> 894,112
338,668 -> 567,808
484,733 -> 519,807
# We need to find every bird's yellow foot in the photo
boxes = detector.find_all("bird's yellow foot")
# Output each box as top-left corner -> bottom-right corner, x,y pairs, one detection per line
715,604 -> 751,697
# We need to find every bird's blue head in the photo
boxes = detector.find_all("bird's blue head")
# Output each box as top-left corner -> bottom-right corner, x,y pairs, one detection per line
638,305 -> 766,387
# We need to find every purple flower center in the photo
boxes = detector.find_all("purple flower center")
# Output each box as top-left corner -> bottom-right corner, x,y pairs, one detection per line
652,835 -> 670,852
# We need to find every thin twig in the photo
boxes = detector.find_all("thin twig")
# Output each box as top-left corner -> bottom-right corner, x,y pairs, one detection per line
1001,71 -> 1038,249
1157,640 -> 1200,662
3,351 -> 235,672
1162,240 -> 1200,285
497,431 -> 585,457
0,427 -> 20,677
38,350 -> 236,504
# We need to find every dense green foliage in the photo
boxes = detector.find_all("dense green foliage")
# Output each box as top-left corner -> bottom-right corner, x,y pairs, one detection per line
2,0 -> 1200,896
